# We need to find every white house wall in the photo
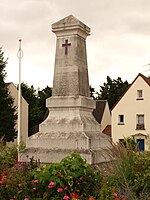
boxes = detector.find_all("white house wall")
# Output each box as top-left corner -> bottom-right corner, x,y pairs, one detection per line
112,76 -> 150,150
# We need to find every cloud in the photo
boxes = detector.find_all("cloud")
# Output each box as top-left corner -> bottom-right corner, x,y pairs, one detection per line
1,0 -> 150,91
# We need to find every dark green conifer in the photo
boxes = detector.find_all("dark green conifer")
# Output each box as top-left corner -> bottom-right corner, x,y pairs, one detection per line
0,47 -> 17,142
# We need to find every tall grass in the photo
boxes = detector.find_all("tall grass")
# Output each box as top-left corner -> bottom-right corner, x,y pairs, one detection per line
100,139 -> 150,200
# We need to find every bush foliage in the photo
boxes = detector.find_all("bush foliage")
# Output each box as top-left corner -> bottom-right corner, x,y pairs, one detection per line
0,140 -> 150,200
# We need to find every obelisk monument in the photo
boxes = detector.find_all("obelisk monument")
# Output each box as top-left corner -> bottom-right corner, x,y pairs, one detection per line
20,15 -> 110,164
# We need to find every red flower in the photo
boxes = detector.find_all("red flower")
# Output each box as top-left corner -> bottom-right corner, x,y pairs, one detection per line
115,198 -> 120,200
89,197 -> 95,200
56,172 -> 62,177
70,193 -> 81,199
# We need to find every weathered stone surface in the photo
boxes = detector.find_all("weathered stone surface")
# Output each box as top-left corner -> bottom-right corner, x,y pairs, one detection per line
19,15 -> 111,164
52,15 -> 90,97
20,148 -> 110,165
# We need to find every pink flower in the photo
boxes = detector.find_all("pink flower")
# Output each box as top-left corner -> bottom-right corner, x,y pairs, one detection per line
64,186 -> 68,190
56,172 -> 61,177
57,187 -> 63,192
2,176 -> 6,182
48,181 -> 55,188
24,198 -> 29,200
48,185 -> 52,188
121,195 -> 125,199
33,187 -> 37,191
114,192 -> 118,197
63,195 -> 70,200
17,190 -> 23,194
18,183 -> 23,187
32,179 -> 39,183
115,198 -> 120,200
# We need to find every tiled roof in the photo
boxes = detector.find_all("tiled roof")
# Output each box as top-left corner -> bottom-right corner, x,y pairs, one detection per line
112,73 -> 150,110
102,125 -> 111,137
139,73 -> 150,86
92,100 -> 107,124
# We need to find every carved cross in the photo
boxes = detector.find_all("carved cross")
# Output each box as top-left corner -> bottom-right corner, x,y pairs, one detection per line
62,40 -> 71,55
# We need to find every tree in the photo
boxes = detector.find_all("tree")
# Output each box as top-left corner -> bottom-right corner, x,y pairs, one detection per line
21,83 -> 41,135
21,83 -> 52,135
38,86 -> 52,123
89,85 -> 96,99
0,48 -> 17,142
97,76 -> 129,109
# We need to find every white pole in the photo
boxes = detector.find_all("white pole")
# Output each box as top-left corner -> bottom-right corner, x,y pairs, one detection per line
17,39 -> 23,148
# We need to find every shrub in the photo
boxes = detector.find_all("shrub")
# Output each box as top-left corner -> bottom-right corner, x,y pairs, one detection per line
0,140 -> 150,200
133,151 -> 150,199
0,142 -> 17,172
0,162 -> 31,200
98,184 -> 114,200
31,152 -> 103,199
100,141 -> 150,200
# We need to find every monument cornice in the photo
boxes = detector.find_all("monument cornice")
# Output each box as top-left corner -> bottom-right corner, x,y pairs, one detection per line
52,26 -> 90,38
52,15 -> 90,39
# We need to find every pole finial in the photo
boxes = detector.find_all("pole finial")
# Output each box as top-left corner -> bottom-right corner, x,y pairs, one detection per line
17,39 -> 23,58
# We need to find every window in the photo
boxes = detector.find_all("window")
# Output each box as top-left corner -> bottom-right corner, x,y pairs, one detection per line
137,90 -> 143,100
136,114 -> 145,130
118,115 -> 124,124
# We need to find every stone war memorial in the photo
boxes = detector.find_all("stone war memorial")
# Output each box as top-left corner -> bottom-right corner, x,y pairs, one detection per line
20,15 -> 111,164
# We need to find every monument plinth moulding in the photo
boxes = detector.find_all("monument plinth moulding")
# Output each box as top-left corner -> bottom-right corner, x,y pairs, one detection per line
20,15 -> 111,164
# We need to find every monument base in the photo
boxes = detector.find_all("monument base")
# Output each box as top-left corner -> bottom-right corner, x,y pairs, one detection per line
19,147 -> 110,165
19,96 -> 111,164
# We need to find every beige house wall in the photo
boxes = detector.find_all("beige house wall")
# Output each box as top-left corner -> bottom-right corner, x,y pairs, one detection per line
7,83 -> 28,144
101,102 -> 111,131
112,75 -> 150,151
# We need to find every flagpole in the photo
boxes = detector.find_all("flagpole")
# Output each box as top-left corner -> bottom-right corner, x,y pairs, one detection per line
17,39 -> 23,149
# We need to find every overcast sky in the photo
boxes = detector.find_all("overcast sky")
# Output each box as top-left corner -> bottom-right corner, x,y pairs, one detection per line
1,0 -> 150,91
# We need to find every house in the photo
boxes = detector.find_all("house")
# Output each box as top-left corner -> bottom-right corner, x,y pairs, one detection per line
112,73 -> 150,151
6,82 -> 28,144
92,100 -> 111,137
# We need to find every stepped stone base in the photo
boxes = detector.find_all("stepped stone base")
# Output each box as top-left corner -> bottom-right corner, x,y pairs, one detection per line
19,96 -> 111,164
19,147 -> 110,164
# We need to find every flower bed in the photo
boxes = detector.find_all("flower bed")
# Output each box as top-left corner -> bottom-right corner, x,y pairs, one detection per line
0,141 -> 150,200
